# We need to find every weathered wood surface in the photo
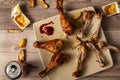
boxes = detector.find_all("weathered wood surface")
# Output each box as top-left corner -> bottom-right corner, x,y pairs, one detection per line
0,0 -> 120,80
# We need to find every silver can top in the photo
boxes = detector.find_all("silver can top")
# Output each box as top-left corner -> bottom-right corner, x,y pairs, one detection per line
5,61 -> 22,79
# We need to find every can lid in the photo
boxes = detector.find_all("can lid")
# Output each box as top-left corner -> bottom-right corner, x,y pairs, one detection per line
5,61 -> 22,79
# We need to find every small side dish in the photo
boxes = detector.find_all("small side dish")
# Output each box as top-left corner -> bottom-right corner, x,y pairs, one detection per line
11,4 -> 30,29
102,2 -> 119,17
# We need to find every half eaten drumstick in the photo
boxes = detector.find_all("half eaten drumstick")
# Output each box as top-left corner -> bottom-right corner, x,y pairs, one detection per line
86,42 -> 105,67
96,41 -> 120,52
72,45 -> 88,77
77,11 -> 95,39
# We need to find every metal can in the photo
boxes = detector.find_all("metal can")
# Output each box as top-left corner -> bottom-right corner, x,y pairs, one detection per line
5,61 -> 28,79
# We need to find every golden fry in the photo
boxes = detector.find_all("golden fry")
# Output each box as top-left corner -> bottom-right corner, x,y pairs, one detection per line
7,29 -> 23,33
18,49 -> 26,63
18,38 -> 27,48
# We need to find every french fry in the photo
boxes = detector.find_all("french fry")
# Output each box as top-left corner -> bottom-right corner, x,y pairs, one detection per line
18,38 -> 27,48
7,29 -> 23,33
37,0 -> 49,9
28,0 -> 35,8
18,49 -> 26,63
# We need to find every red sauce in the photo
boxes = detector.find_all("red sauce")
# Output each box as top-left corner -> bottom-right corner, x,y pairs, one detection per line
39,21 -> 54,35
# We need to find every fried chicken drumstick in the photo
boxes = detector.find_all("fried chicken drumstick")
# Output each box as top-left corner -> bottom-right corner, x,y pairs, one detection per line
56,0 -> 73,35
33,39 -> 64,54
39,53 -> 66,78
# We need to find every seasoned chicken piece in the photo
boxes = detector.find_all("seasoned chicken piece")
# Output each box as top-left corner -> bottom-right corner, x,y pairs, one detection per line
72,45 -> 88,77
56,0 -> 73,35
33,39 -> 64,54
39,53 -> 66,78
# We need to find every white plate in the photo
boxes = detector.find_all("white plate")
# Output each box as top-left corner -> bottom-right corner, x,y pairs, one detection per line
33,7 -> 113,80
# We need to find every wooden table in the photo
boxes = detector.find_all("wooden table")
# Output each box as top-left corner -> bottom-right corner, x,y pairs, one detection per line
0,0 -> 120,80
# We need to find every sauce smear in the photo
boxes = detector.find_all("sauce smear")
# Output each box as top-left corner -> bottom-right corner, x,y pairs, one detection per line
39,21 -> 54,35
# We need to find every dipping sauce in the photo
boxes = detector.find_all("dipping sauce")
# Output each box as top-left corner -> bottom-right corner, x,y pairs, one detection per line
105,4 -> 117,15
15,14 -> 28,28
102,2 -> 119,16
39,21 -> 54,35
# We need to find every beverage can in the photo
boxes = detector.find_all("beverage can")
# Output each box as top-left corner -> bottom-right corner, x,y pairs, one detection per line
5,61 -> 27,79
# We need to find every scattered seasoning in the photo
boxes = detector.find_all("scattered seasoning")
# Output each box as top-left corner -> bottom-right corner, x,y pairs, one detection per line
39,21 -> 54,35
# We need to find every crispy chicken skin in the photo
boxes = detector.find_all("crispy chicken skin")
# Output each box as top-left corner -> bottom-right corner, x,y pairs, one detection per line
33,39 -> 64,54
39,53 -> 66,78
56,0 -> 73,35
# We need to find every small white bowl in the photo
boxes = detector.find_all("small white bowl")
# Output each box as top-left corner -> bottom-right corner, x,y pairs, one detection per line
13,13 -> 30,30
102,2 -> 119,17
11,4 -> 30,30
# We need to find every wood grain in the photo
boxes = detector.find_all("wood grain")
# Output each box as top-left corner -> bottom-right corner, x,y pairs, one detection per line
0,0 -> 120,80
0,0 -> 120,30
0,30 -> 120,80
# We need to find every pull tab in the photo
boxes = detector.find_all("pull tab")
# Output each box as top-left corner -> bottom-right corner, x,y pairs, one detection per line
8,65 -> 17,75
